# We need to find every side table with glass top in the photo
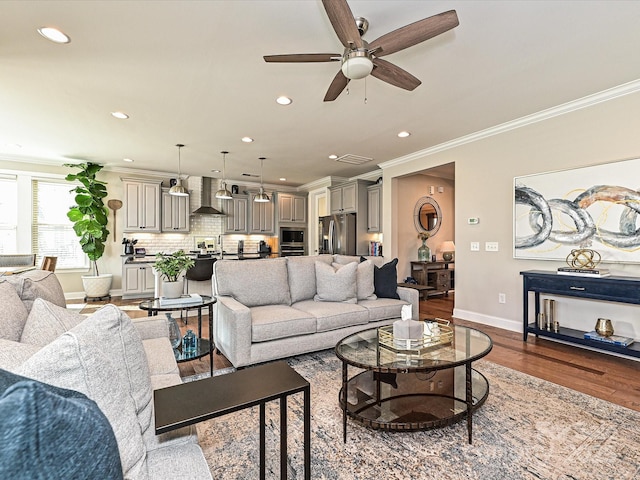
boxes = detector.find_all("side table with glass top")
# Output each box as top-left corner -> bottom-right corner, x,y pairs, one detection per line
335,323 -> 492,444
139,295 -> 216,375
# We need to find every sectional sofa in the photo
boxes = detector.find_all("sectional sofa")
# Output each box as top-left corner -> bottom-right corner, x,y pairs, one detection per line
0,270 -> 211,480
212,254 -> 419,368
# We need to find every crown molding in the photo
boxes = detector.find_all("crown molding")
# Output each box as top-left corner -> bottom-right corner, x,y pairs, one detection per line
379,78 -> 640,170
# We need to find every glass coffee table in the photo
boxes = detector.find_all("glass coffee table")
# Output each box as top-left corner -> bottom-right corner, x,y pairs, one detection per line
335,322 -> 492,444
139,295 -> 216,374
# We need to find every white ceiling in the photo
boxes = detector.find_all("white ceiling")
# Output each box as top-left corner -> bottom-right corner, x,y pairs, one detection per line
2,1 -> 640,187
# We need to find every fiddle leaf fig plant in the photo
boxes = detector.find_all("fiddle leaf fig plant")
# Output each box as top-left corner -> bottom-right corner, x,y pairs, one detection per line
154,250 -> 195,282
65,162 -> 109,276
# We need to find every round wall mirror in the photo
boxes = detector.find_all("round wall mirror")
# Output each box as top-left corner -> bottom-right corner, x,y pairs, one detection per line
413,196 -> 442,236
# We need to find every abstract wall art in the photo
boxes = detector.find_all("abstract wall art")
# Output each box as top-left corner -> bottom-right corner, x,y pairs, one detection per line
514,157 -> 640,263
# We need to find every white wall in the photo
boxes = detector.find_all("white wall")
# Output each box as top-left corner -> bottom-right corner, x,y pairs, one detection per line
383,89 -> 640,338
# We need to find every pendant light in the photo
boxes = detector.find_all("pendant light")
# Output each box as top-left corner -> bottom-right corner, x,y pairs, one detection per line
215,150 -> 233,199
254,157 -> 269,203
169,144 -> 189,196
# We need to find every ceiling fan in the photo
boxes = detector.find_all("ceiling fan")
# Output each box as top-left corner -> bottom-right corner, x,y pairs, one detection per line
263,0 -> 459,101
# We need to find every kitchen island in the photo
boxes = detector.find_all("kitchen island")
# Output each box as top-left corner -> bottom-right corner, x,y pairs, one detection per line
121,252 -> 277,299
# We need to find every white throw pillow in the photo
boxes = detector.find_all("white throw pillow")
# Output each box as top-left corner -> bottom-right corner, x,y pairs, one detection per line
314,261 -> 357,303
332,260 -> 376,301
20,298 -> 86,346
18,319 -> 148,479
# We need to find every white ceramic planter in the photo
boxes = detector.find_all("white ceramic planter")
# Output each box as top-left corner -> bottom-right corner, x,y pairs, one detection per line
82,273 -> 113,298
162,280 -> 184,299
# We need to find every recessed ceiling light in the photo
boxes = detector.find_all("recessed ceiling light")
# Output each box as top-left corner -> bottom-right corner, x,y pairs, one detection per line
276,96 -> 292,106
397,131 -> 411,138
123,158 -> 134,163
111,111 -> 129,119
241,137 -> 254,143
211,169 -> 221,173
37,27 -> 70,44
328,154 -> 338,160
280,178 -> 286,181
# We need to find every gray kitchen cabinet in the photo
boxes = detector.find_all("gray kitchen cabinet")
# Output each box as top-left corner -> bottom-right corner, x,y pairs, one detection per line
249,193 -> 275,234
122,178 -> 162,233
278,193 -> 307,224
161,188 -> 190,232
329,180 -> 371,214
367,184 -> 381,233
224,195 -> 249,233
122,262 -> 156,299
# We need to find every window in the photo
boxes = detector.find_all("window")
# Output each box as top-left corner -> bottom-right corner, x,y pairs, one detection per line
0,177 -> 17,253
32,180 -> 89,269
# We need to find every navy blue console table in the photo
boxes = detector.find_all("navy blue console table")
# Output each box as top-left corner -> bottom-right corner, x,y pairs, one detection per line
521,270 -> 640,358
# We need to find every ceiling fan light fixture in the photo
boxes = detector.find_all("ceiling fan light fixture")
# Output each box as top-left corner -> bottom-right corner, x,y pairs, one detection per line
341,50 -> 373,80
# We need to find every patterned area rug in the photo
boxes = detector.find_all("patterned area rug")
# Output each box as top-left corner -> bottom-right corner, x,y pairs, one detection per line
194,350 -> 640,480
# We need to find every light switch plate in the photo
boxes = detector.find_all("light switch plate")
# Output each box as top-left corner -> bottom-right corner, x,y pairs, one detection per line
470,242 -> 480,251
485,242 -> 499,252
467,217 -> 479,225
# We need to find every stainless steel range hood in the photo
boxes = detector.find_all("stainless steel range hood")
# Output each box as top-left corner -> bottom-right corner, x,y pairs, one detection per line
192,177 -> 225,215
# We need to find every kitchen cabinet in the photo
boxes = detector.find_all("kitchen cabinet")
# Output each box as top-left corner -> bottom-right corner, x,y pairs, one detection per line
122,261 -> 156,299
278,193 -> 307,224
329,180 -> 372,214
224,195 -> 249,233
249,193 -> 275,234
122,178 -> 162,233
161,188 -> 190,232
367,184 -> 381,233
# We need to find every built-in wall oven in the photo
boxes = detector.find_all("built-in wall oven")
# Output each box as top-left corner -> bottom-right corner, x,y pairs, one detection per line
279,227 -> 306,256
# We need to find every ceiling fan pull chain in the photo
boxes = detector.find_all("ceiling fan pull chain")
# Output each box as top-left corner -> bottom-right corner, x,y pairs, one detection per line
364,77 -> 368,104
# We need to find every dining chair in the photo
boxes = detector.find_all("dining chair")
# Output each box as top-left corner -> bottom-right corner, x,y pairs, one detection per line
40,256 -> 57,272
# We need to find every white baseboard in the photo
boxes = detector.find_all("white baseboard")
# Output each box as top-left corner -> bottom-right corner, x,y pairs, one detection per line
453,308 -> 522,333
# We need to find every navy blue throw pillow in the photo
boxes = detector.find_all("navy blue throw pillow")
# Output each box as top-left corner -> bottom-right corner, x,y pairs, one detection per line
0,369 -> 123,480
373,258 -> 400,299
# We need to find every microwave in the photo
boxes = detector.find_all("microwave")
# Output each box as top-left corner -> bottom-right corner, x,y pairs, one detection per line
280,227 -> 305,245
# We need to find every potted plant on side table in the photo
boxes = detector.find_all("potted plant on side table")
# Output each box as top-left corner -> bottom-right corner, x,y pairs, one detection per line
154,250 -> 195,299
65,162 -> 112,301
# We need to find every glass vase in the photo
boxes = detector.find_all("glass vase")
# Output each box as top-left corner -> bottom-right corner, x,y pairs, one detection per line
418,240 -> 430,262
183,329 -> 197,355
166,313 -> 182,350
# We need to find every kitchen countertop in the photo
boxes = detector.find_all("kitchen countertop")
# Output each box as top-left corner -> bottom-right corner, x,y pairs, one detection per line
122,252 -> 279,264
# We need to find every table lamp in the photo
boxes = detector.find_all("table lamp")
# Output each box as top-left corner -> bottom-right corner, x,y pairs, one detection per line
441,241 -> 455,261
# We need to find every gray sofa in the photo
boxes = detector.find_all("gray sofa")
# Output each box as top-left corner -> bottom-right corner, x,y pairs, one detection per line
213,255 -> 419,368
0,270 -> 211,480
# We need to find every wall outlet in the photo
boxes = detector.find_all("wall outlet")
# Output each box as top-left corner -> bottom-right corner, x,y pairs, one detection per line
470,242 -> 480,251
498,293 -> 506,304
485,241 -> 499,252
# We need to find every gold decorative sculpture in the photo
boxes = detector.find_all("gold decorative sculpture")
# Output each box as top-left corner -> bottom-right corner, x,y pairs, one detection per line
565,248 -> 601,270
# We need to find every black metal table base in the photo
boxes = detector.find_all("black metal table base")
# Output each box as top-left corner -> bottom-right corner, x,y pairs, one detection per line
154,361 -> 311,479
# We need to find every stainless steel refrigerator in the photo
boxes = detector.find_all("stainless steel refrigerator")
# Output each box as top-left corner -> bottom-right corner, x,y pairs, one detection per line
318,213 -> 356,255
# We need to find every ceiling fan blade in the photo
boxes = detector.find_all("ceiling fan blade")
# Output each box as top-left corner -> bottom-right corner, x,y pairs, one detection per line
322,0 -> 363,49
369,10 -> 459,57
263,53 -> 340,63
324,70 -> 350,102
371,58 -> 421,91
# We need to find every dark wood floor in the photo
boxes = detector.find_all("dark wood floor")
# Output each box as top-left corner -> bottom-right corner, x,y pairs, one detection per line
90,294 -> 640,413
